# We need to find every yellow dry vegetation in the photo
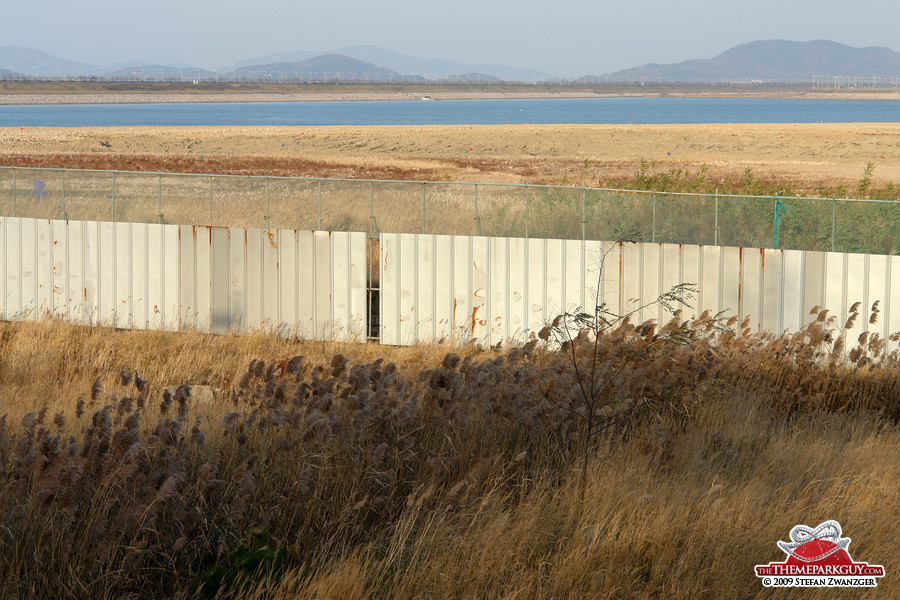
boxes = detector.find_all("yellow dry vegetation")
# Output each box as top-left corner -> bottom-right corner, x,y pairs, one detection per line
3,123 -> 900,188
0,307 -> 897,599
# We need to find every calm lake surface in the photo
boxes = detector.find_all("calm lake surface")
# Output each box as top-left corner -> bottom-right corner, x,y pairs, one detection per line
1,97 -> 898,127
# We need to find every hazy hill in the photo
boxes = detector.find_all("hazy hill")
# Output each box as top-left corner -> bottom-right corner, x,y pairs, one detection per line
597,40 -> 900,82
0,46 -> 96,78
104,59 -> 155,71
229,46 -> 557,81
4,40 -> 900,84
334,45 -> 557,82
234,53 -> 418,81
229,51 -> 317,69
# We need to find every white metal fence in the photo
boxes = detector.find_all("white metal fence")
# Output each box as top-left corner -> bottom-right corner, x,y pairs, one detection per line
3,216 -> 898,348
0,216 -> 367,340
379,233 -> 900,347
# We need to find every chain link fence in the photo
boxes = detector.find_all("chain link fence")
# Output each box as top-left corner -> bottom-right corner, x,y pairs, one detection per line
1,166 -> 897,254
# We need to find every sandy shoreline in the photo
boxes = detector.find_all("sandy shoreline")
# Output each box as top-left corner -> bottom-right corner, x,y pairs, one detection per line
3,90 -> 900,105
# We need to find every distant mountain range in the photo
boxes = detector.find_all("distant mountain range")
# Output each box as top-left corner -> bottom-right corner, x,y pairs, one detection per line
234,46 -> 552,81
0,45 -> 557,82
0,47 -> 98,79
230,53 -> 425,82
2,40 -> 900,84
592,40 -> 900,82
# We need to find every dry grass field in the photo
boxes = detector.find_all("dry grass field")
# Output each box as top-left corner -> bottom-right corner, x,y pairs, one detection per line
2,123 -> 900,194
0,307 -> 898,599
1,116 -> 899,598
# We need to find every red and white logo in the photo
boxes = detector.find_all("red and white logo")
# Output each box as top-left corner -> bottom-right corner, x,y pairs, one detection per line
755,520 -> 885,587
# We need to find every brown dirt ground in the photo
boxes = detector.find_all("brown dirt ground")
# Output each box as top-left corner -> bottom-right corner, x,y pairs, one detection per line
2,123 -> 899,190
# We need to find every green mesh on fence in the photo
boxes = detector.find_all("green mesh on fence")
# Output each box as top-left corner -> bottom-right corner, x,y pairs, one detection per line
834,198 -> 899,255
653,194 -> 716,245
0,166 -> 896,254
714,194 -> 772,248
584,190 -> 654,242
266,178 -> 321,231
474,184 -> 526,238
423,183 -> 477,237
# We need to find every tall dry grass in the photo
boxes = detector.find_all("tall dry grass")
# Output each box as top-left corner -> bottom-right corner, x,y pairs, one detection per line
0,308 -> 897,599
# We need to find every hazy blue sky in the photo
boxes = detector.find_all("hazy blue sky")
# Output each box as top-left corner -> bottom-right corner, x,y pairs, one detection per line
3,0 -> 899,77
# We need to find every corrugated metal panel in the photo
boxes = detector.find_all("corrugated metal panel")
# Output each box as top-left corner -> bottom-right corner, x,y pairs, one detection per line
739,248 -> 761,332
660,243 -> 684,324
50,219 -> 68,320
277,230 -> 298,330
823,251 -> 846,330
336,231 -> 365,340
182,227 -> 366,340
600,241 -> 622,320
760,248 -> 783,333
0,217 -> 365,341
67,220 -> 84,323
131,223 -> 149,329
379,233 -> 900,348
1,217 -> 895,350
721,246 -> 741,323
179,224 -> 197,330
21,219 -> 37,318
382,234 -> 608,345
295,231 -> 316,337
890,256 -> 900,336
314,232 -> 334,337
620,241 -> 643,319
470,237 -> 489,342
245,228 -> 265,328
209,226 -> 230,333
36,220 -> 52,317
867,254 -> 888,334
843,253 -> 868,343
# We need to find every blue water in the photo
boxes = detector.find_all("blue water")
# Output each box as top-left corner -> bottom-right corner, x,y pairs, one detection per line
1,97 -> 899,126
